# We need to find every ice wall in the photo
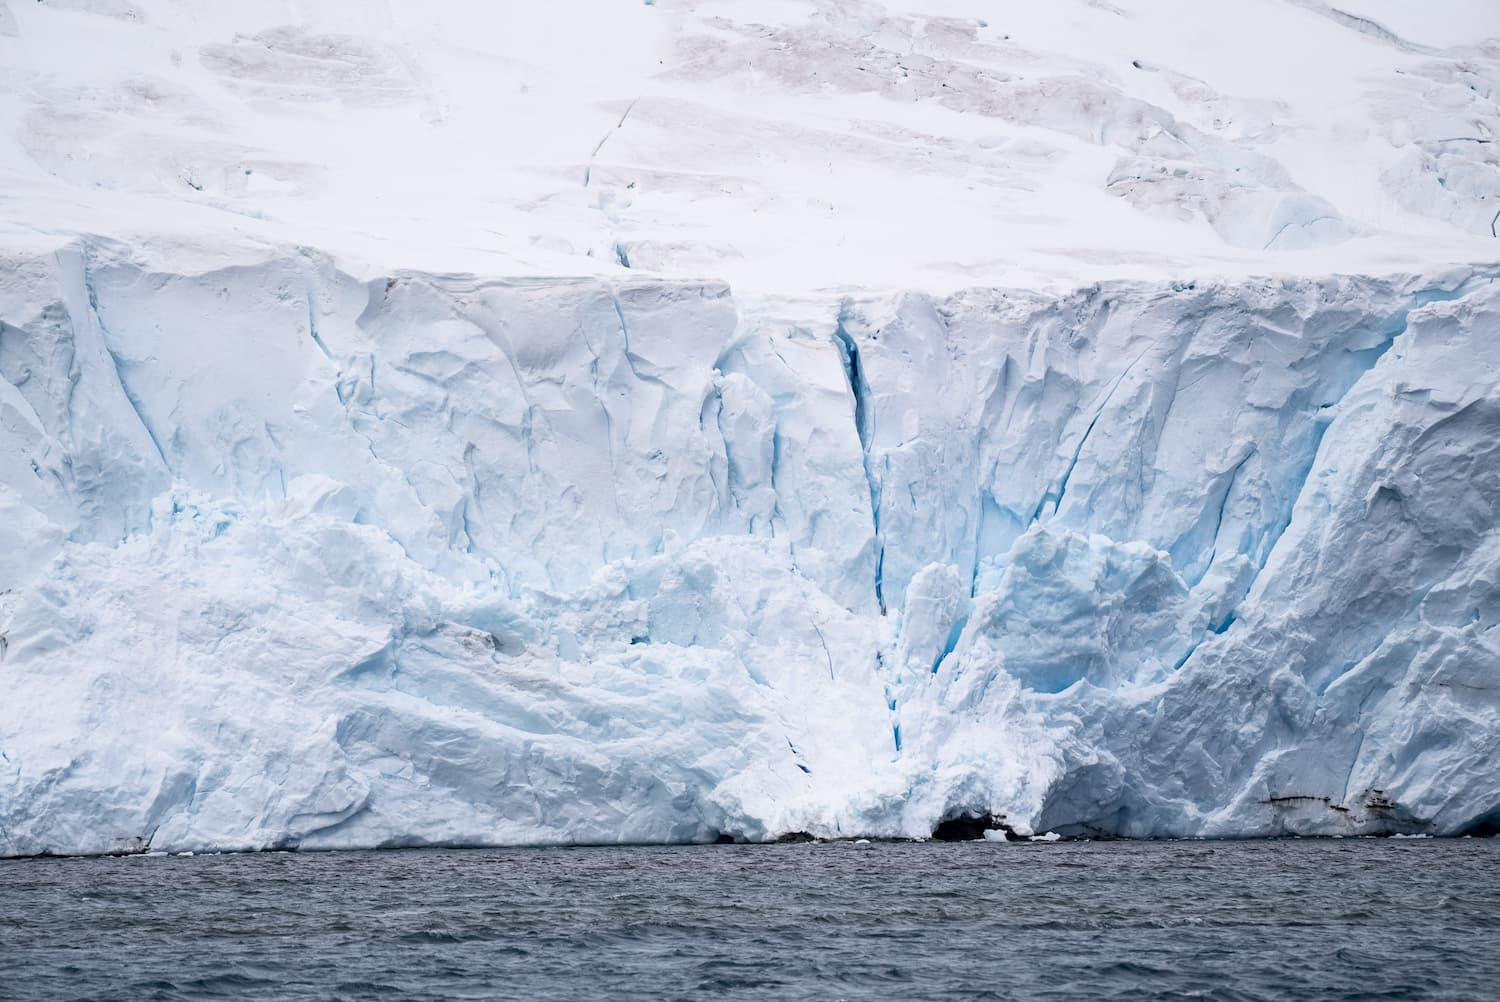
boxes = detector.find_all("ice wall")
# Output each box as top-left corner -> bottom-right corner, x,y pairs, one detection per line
2,243 -> 1498,854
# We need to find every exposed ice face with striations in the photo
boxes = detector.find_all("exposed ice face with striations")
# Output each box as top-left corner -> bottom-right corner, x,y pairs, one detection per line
1,247 -> 1497,855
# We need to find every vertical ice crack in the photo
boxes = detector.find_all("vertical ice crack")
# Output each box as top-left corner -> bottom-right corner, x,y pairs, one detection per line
579,321 -> 621,520
768,424 -> 787,537
296,251 -> 335,361
881,653 -> 902,754
1032,347 -> 1148,523
303,280 -> 332,360
703,388 -> 734,516
810,616 -> 835,681
80,261 -> 168,470
1194,446 -> 1256,589
611,292 -> 671,390
931,615 -> 967,675
833,308 -> 885,614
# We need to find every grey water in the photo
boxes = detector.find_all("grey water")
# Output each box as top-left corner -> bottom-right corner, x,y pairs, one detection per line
3,839 -> 1498,1001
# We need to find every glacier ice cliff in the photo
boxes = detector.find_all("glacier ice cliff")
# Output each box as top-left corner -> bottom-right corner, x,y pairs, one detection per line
2,243 -> 1499,854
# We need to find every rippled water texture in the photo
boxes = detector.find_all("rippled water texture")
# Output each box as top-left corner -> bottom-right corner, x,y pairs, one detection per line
3,839 -> 1498,1000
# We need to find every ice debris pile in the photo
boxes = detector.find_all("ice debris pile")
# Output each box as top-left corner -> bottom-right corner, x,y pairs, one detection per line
2,246 -> 1499,855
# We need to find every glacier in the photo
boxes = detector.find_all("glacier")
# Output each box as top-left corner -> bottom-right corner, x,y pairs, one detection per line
2,246 -> 1498,855
3,0 -> 1500,855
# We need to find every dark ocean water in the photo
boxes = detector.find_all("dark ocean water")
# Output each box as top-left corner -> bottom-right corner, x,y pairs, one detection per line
2,838 -> 1497,1001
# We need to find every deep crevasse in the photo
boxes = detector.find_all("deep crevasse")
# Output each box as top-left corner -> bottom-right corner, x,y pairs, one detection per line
2,243 -> 1498,855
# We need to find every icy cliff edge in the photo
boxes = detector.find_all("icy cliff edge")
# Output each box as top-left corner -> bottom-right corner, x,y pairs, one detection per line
2,245 -> 1498,854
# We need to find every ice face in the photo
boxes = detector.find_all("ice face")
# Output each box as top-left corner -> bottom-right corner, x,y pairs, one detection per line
2,246 -> 1497,855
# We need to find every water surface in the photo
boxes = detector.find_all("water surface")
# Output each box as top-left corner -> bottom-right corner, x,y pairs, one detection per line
3,838 -> 1497,1000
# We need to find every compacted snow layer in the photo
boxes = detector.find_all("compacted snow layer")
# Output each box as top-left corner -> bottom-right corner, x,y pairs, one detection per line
2,245 -> 1498,854
1,0 -> 1498,290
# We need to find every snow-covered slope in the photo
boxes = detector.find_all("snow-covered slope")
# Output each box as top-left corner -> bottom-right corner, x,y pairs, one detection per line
2,1 -> 1500,854
2,0 -> 1498,288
